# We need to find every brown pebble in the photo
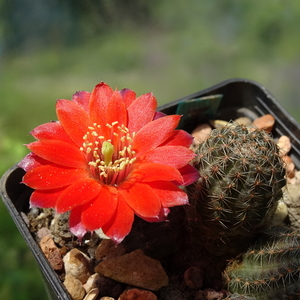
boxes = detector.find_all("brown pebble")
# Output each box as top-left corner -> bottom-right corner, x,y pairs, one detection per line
118,288 -> 157,300
95,249 -> 168,290
39,235 -> 55,253
252,114 -> 275,132
59,245 -> 69,257
95,239 -> 127,261
293,170 -> 300,185
48,248 -> 65,271
39,235 -> 63,271
36,227 -> 52,242
63,248 -> 93,284
209,119 -> 229,129
83,273 -> 101,294
64,274 -> 86,300
282,155 -> 295,179
83,288 -> 99,300
191,123 -> 212,144
92,273 -> 123,299
184,266 -> 203,289
195,288 -> 227,300
278,135 -> 292,156
234,117 -> 252,126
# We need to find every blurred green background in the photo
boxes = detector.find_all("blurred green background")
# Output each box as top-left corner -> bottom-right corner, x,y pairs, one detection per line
1,1 -> 300,299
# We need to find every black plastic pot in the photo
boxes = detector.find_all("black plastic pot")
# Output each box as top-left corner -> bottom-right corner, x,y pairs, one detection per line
159,78 -> 300,169
1,78 -> 300,300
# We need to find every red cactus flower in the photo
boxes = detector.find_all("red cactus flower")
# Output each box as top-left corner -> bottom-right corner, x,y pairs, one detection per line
19,82 -> 199,243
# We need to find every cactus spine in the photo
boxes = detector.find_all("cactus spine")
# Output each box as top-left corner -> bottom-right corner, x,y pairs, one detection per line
184,123 -> 286,256
224,226 -> 300,300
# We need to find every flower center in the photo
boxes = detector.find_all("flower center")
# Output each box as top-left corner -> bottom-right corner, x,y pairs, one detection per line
80,122 -> 136,186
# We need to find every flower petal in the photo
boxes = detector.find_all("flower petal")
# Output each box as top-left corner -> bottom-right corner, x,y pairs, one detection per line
161,130 -> 194,148
120,88 -> 136,107
119,182 -> 161,218
153,111 -> 166,120
56,99 -> 90,146
101,194 -> 134,243
72,91 -> 91,112
127,93 -> 157,133
27,140 -> 86,168
144,145 -> 196,168
30,187 -> 64,208
131,163 -> 183,184
140,207 -> 169,222
81,186 -> 118,231
106,91 -> 127,128
148,181 -> 189,207
30,122 -> 74,144
23,165 -> 89,189
177,164 -> 200,186
133,115 -> 181,156
56,178 -> 102,213
18,152 -> 49,172
69,206 -> 87,241
89,82 -> 114,128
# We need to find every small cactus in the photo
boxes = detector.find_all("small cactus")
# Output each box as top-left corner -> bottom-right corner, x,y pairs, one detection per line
224,226 -> 300,300
184,123 -> 286,256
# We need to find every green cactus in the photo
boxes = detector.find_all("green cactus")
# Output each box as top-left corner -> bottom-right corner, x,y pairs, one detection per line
184,123 -> 286,256
224,226 -> 300,300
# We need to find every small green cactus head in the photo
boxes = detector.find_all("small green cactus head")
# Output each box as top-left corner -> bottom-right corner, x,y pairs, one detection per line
185,123 -> 286,255
224,226 -> 300,300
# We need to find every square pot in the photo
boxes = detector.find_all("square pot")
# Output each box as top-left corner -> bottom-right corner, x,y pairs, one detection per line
1,78 -> 300,300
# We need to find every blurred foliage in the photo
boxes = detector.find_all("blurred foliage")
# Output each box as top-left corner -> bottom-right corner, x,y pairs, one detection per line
0,201 -> 45,300
0,1 -> 300,299
0,0 -> 156,54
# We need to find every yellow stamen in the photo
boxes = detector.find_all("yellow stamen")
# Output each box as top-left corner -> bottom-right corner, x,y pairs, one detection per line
81,122 -> 137,186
